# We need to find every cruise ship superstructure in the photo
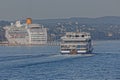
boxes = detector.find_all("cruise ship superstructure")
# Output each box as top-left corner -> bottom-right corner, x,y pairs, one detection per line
60,32 -> 93,54
4,18 -> 47,45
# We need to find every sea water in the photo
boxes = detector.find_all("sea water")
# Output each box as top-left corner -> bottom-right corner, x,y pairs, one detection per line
0,40 -> 120,80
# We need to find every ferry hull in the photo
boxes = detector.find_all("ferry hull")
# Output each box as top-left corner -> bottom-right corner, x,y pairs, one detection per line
60,50 -> 92,54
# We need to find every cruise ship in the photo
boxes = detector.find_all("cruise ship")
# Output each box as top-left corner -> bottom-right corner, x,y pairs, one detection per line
4,18 -> 47,45
60,32 -> 93,54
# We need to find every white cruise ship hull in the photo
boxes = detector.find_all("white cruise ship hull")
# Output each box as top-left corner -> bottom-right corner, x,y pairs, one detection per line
4,19 -> 47,45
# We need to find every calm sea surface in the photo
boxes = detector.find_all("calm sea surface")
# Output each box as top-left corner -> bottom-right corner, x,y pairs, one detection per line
0,40 -> 120,80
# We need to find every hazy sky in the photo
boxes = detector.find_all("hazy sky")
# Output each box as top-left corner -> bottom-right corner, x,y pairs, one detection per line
0,0 -> 120,20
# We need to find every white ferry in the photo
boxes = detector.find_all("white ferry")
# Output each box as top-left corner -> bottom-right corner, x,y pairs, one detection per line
60,32 -> 93,54
4,18 -> 47,45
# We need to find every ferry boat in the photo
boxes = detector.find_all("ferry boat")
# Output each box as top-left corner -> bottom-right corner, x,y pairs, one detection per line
3,18 -> 47,45
60,32 -> 93,54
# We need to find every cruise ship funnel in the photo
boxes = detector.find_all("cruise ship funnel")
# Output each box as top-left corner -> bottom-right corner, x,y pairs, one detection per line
26,18 -> 32,24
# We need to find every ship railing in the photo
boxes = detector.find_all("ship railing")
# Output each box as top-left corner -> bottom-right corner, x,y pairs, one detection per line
61,36 -> 91,39
60,43 -> 87,45
62,38 -> 90,42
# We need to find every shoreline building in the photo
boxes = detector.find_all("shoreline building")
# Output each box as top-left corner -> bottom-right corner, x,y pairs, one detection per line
4,18 -> 47,45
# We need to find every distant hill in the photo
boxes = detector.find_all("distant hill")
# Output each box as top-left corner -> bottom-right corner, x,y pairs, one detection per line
0,20 -> 10,27
1,16 -> 120,40
31,16 -> 120,25
1,16 -> 120,26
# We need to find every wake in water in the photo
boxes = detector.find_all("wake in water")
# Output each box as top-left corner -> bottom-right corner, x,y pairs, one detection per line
0,53 -> 94,69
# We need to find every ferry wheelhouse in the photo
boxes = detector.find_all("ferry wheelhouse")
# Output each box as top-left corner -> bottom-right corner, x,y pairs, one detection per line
60,32 -> 93,54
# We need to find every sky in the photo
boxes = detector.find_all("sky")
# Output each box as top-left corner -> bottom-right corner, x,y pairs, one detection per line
0,0 -> 120,20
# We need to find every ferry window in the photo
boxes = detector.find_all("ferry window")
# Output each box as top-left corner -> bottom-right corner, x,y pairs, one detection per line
67,35 -> 72,37
81,35 -> 84,37
75,35 -> 79,37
